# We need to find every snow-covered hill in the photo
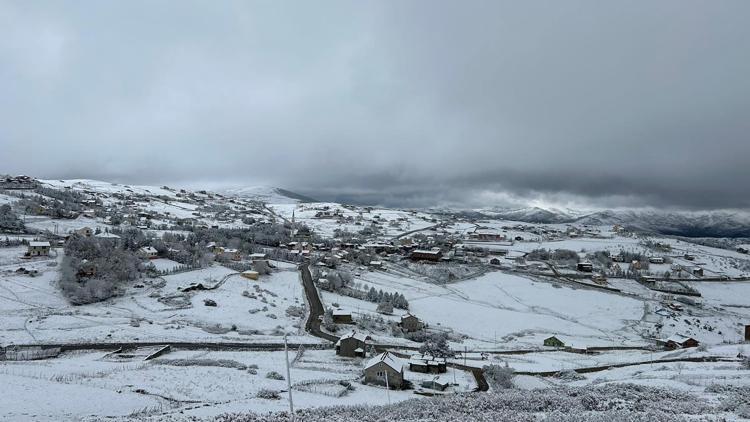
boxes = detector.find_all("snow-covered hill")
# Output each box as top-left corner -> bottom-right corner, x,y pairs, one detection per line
471,206 -> 750,237
577,209 -> 750,238
219,186 -> 317,204
479,206 -> 585,224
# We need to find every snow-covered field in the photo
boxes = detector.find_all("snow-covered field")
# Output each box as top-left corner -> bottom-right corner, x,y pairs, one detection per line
0,250 -> 316,345
0,347 -> 477,421
322,268 -> 647,350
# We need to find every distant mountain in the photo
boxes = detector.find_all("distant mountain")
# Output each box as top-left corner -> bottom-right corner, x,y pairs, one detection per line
479,206 -> 583,224
576,209 -> 750,238
470,206 -> 750,238
220,186 -> 317,204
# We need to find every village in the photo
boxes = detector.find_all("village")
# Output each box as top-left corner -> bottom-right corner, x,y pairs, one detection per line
1,176 -> 750,420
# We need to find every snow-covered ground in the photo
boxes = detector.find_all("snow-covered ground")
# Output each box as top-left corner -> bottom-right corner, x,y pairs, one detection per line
0,249 -> 316,345
2,179 -> 750,420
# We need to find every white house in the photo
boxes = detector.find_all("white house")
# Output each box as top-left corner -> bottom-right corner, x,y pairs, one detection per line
27,241 -> 51,257
139,246 -> 158,259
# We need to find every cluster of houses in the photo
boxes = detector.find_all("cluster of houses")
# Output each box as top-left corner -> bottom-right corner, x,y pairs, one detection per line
334,329 -> 449,391
0,175 -> 38,190
544,334 -> 703,352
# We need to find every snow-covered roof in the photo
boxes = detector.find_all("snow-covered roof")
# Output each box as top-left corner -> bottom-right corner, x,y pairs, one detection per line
95,232 -> 120,238
337,330 -> 369,343
140,246 -> 157,253
412,249 -> 440,255
332,309 -> 351,316
665,334 -> 696,344
409,353 -> 446,366
29,241 -> 50,247
365,352 -> 402,373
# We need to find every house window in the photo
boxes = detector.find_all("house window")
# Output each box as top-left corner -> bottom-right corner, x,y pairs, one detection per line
376,371 -> 384,377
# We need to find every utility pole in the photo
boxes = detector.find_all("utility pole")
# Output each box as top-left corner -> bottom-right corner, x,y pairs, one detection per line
384,366 -> 391,405
284,334 -> 294,421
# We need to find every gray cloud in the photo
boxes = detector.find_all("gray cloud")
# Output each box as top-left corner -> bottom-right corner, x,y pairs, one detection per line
1,1 -> 749,210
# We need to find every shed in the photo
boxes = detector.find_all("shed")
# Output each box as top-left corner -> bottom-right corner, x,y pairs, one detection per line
420,379 -> 450,391
241,270 -> 260,280
408,353 -> 447,374
332,309 -> 354,324
543,336 -> 565,348
577,262 -> 593,272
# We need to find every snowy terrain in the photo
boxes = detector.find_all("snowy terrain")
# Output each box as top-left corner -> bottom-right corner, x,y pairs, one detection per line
1,177 -> 750,420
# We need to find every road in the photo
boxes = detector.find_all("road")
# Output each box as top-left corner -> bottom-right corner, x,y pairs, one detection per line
299,263 -> 339,342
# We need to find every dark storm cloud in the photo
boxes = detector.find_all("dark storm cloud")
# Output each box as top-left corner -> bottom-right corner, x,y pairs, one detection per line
1,1 -> 749,209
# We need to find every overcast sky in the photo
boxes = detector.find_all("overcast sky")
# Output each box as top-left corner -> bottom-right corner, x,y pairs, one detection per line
2,1 -> 749,210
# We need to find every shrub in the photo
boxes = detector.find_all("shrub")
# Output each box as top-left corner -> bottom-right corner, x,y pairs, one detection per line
256,389 -> 281,400
484,364 -> 516,389
266,371 -> 285,380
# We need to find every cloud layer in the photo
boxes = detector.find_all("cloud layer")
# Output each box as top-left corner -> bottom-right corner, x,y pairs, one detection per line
2,1 -> 749,209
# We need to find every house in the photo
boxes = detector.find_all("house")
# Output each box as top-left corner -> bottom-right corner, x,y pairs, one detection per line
249,252 -> 268,260
420,379 -> 450,391
683,254 -> 696,261
640,275 -> 657,283
399,314 -> 424,332
611,254 -> 624,262
241,270 -> 260,280
469,229 -> 505,242
489,257 -> 502,266
335,331 -> 371,357
649,257 -> 665,264
139,246 -> 158,259
363,352 -> 405,389
408,353 -> 447,374
737,245 -> 750,254
222,248 -> 242,261
591,273 -> 607,284
74,227 -> 93,237
692,267 -> 704,277
27,241 -> 51,257
664,334 -> 699,350
543,336 -> 587,353
369,260 -> 384,269
577,262 -> 593,272
543,336 -> 565,348
410,249 -> 443,262
77,260 -> 96,277
332,309 -> 354,324
206,242 -> 222,254
95,232 -> 120,240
